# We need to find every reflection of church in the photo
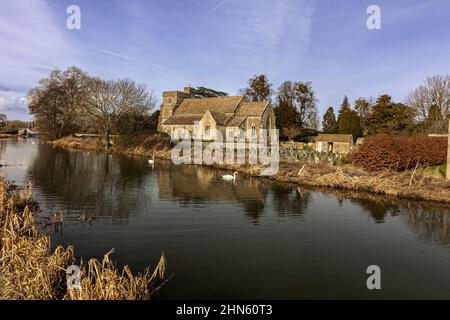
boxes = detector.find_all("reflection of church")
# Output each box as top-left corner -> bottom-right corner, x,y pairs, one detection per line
157,162 -> 267,203
156,161 -> 308,223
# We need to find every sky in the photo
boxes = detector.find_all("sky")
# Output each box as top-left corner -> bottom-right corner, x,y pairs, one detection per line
0,0 -> 449,121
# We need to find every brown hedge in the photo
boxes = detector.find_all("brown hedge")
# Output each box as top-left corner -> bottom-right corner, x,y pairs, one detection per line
352,135 -> 447,171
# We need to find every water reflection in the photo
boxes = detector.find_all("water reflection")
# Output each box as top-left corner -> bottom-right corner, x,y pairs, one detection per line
330,190 -> 450,245
156,161 -> 300,223
28,145 -> 152,222
403,205 -> 450,245
0,140 -> 448,244
26,145 -> 310,224
4,139 -> 450,298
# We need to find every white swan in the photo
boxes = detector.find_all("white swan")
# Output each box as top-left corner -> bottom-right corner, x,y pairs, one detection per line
222,171 -> 238,181
148,156 -> 155,165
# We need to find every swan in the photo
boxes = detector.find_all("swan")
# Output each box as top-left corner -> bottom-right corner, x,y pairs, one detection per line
222,171 -> 238,181
148,156 -> 155,165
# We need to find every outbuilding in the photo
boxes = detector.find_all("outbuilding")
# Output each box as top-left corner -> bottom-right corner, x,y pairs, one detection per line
315,134 -> 354,154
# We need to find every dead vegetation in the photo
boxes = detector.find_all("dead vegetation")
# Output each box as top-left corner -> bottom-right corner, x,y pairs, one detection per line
0,177 -> 166,300
352,135 -> 447,171
50,134 -> 173,160
216,160 -> 450,204
49,136 -> 104,151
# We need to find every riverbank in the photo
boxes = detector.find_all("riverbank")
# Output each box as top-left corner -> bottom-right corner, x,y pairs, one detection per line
0,177 -> 166,300
0,133 -> 16,139
50,135 -> 450,204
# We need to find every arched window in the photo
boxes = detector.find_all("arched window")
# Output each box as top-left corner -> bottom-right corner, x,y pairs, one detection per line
251,124 -> 256,136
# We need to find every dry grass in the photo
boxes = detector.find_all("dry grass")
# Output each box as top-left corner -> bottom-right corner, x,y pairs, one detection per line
66,251 -> 166,300
216,160 -> 450,204
49,136 -> 103,151
50,134 -> 173,160
0,177 -> 166,300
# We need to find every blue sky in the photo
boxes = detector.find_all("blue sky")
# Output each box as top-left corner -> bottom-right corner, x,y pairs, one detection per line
0,0 -> 449,120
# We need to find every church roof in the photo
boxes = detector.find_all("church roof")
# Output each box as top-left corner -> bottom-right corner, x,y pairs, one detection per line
236,101 -> 269,116
226,116 -> 247,127
162,114 -> 203,125
209,111 -> 234,125
175,96 -> 243,114
162,96 -> 270,127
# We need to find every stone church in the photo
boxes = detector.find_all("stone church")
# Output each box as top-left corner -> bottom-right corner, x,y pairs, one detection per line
157,87 -> 276,141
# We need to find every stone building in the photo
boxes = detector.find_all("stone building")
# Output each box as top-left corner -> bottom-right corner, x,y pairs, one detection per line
157,87 -> 276,141
315,134 -> 354,154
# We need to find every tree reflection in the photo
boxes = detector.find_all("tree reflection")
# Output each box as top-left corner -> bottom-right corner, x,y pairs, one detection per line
27,144 -> 450,240
28,145 -> 152,223
156,163 -> 272,223
403,205 -> 450,245
343,192 -> 450,244
271,185 -> 310,217
349,198 -> 402,223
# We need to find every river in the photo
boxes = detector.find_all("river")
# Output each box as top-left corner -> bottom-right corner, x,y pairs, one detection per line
2,138 -> 450,299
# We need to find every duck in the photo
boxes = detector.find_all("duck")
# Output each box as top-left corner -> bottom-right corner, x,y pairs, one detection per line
222,171 -> 238,181
148,156 -> 155,165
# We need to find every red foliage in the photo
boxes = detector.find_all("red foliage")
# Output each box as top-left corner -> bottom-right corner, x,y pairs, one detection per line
352,135 -> 447,171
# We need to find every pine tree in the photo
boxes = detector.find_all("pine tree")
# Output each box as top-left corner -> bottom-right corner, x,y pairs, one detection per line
335,96 -> 362,140
337,96 -> 351,120
240,74 -> 272,102
322,107 -> 338,133
338,108 -> 362,141
274,96 -> 298,130
365,94 -> 414,135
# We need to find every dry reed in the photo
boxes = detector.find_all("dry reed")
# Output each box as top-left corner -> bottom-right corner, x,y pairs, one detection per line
0,177 -> 166,300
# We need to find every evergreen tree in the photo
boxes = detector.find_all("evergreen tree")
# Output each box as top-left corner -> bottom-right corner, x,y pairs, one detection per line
190,87 -> 228,98
240,74 -> 272,102
322,106 -> 338,133
338,108 -> 362,141
274,96 -> 298,130
337,96 -> 351,120
335,96 -> 361,139
365,94 -> 414,135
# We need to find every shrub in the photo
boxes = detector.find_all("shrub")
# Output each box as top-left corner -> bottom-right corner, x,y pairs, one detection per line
352,135 -> 447,171
439,163 -> 447,177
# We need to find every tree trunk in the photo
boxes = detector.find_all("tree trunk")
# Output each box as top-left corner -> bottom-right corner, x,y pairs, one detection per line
105,118 -> 111,149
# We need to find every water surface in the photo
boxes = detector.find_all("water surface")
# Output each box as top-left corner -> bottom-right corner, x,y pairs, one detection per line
1,138 -> 450,299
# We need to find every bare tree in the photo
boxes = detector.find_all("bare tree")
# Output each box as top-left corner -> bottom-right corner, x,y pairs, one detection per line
406,74 -> 450,132
293,81 -> 319,129
28,67 -> 90,139
84,78 -> 155,147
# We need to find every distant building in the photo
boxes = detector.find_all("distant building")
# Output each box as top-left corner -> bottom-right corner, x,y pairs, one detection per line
157,87 -> 276,141
315,134 -> 354,154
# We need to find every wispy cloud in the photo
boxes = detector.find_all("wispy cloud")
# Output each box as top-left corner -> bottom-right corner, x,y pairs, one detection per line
203,0 -> 314,77
82,46 -> 137,61
0,0 -> 79,119
204,0 -> 228,18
